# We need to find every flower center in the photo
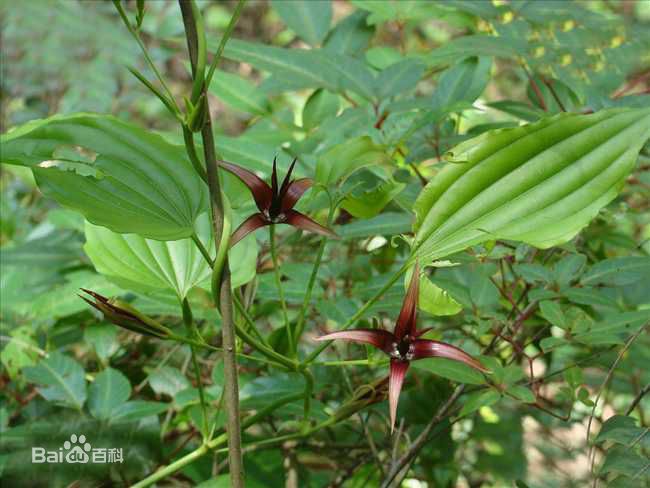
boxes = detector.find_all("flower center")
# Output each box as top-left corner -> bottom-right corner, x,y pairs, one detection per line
263,209 -> 285,223
390,337 -> 414,361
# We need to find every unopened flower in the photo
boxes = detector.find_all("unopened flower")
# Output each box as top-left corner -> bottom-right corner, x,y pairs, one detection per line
315,264 -> 489,432
79,289 -> 172,339
220,157 -> 337,246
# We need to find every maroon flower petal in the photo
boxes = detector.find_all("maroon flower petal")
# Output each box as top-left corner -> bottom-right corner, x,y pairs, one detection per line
394,262 -> 420,340
389,359 -> 410,433
271,156 -> 279,197
230,213 -> 270,247
284,210 -> 338,238
314,329 -> 395,353
413,327 -> 433,338
219,160 -> 272,211
412,339 -> 490,373
278,157 -> 297,200
281,178 -> 313,211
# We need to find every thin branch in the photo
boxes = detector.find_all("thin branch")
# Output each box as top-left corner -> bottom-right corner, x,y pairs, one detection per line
625,382 -> 650,416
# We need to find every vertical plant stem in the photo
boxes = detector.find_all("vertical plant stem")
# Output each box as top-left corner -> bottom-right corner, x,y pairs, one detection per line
179,1 -> 244,485
293,204 -> 335,353
183,298 -> 209,441
269,225 -> 293,352
112,0 -> 179,114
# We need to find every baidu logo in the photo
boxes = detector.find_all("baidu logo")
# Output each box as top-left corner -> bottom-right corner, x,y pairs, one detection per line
32,434 -> 123,464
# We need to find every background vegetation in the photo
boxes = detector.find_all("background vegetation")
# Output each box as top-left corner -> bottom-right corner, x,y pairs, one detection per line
1,1 -> 649,486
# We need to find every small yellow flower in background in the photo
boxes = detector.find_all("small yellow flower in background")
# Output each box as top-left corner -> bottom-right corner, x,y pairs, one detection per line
561,54 -> 573,66
501,11 -> 514,24
610,35 -> 624,48
562,20 -> 576,32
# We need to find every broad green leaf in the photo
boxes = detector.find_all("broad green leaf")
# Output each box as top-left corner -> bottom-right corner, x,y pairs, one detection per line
148,366 -> 190,397
219,38 -> 376,100
316,136 -> 389,186
412,357 -> 486,385
460,390 -> 501,416
0,230 -> 82,268
84,324 -> 119,363
272,0 -> 332,45
374,59 -> 425,99
596,415 -> 650,449
341,180 -> 405,219
553,253 -> 587,286
431,56 -> 491,109
507,385 -> 536,403
0,113 -> 207,240
513,263 -> 553,284
581,256 -> 650,286
323,11 -> 373,58
88,367 -> 131,421
111,401 -> 169,423
599,446 -> 648,478
239,374 -> 304,409
425,35 -> 526,67
573,310 -> 650,345
539,300 -> 567,329
404,267 -> 462,316
302,89 -> 339,131
365,46 -> 403,70
209,70 -> 269,115
84,213 -> 257,299
412,108 -> 650,264
29,270 -> 122,321
0,326 -> 39,379
23,352 -> 86,409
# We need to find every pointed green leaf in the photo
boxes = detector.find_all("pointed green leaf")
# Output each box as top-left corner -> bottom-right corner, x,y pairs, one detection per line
111,401 -> 169,423
218,38 -> 376,100
302,89 -> 340,131
341,180 -> 405,219
23,352 -> 86,409
316,136 -> 389,186
88,368 -> 132,420
1,114 -> 207,240
412,108 -> 650,263
272,0 -> 332,45
460,389 -> 501,417
209,70 -> 269,115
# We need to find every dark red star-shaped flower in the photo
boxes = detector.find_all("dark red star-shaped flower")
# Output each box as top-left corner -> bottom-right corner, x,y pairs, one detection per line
220,157 -> 337,246
315,263 -> 489,432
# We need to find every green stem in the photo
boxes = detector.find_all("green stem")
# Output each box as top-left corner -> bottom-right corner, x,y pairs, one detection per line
112,0 -> 179,115
269,226 -> 293,352
293,204 -> 335,353
313,359 -> 390,367
131,392 -> 302,488
183,128 -> 208,183
191,233 -> 213,267
204,0 -> 247,91
182,298 -> 209,441
187,0 -> 206,103
300,367 -> 314,424
233,296 -> 298,371
302,262 -> 409,365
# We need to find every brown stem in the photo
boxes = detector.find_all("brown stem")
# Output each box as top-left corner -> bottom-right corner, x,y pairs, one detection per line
179,2 -> 244,486
380,385 -> 465,487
